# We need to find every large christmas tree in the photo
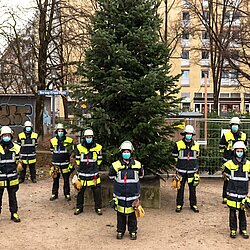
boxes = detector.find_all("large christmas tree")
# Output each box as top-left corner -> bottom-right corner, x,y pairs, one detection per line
74,0 -> 180,173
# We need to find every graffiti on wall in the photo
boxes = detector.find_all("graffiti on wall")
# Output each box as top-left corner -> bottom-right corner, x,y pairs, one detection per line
0,104 -> 33,126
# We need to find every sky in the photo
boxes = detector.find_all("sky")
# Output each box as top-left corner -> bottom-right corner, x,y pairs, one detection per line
0,0 -> 35,52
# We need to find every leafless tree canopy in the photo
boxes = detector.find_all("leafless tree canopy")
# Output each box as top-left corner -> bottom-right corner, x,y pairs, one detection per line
0,0 -> 95,136
161,0 -> 250,113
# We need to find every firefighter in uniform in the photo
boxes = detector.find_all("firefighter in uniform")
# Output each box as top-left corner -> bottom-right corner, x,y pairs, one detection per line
17,121 -> 38,183
172,125 -> 200,213
223,141 -> 250,239
49,123 -> 74,201
0,126 -> 21,222
74,128 -> 103,215
219,117 -> 247,204
109,141 -> 144,240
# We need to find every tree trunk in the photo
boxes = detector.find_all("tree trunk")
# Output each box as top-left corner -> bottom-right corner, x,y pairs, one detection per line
35,95 -> 45,137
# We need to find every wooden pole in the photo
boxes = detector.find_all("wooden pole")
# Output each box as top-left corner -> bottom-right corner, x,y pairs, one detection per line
204,74 -> 208,148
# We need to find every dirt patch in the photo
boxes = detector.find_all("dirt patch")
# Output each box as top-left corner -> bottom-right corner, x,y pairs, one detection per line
0,177 -> 248,249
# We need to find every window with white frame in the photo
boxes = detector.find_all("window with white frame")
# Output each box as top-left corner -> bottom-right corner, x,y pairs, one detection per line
201,70 -> 209,79
182,31 -> 190,40
225,11 -> 240,26
182,12 -> 190,26
201,50 -> 209,59
181,31 -> 190,47
181,92 -> 191,111
203,11 -> 209,22
201,70 -> 209,85
203,0 -> 209,8
230,70 -> 238,79
181,50 -> 190,59
222,70 -> 229,79
201,31 -> 209,40
223,0 -> 240,7
181,50 -> 190,66
181,70 -> 190,86
182,0 -> 191,8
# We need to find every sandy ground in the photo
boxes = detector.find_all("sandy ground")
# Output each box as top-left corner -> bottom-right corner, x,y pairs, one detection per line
0,176 -> 249,250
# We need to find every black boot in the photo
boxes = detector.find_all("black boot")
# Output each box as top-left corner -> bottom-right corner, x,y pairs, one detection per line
11,213 -> 21,223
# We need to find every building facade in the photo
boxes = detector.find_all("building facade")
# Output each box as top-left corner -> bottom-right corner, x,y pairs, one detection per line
159,0 -> 250,115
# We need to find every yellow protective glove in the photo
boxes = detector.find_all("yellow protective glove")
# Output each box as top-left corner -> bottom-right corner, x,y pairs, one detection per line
49,166 -> 59,179
72,174 -> 82,191
17,161 -> 23,172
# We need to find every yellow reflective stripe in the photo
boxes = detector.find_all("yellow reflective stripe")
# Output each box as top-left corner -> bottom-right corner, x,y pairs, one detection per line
0,181 -> 6,186
21,159 -> 36,164
10,143 -> 21,154
97,160 -> 102,166
176,140 -> 199,152
80,177 -> 101,186
227,199 -> 241,209
112,160 -> 141,173
62,168 -> 70,174
188,177 -> 194,183
117,205 -> 135,214
10,179 -> 19,186
77,143 -> 102,155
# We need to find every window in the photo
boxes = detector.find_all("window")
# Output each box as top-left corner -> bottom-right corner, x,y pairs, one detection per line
231,93 -> 240,98
181,92 -> 191,111
203,0 -> 209,8
181,92 -> 190,101
203,11 -> 209,22
181,103 -> 190,111
220,93 -> 230,98
201,51 -> 209,59
230,70 -> 238,79
223,0 -> 240,7
222,71 -> 229,79
182,12 -> 190,21
181,70 -> 190,86
201,70 -> 209,85
225,11 -> 240,26
183,0 -> 191,8
181,31 -> 190,47
225,11 -> 231,23
194,92 -> 202,98
182,31 -> 190,40
181,50 -> 189,59
230,50 -> 239,60
181,50 -> 190,66
201,70 -> 209,78
231,30 -> 239,40
201,31 -> 209,40
232,11 -> 240,22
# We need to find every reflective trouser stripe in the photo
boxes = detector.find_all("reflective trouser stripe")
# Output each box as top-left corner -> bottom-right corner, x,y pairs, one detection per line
114,194 -> 140,201
0,181 -> 6,186
117,205 -> 135,214
80,177 -> 101,187
21,159 -> 36,164
227,193 -> 247,199
20,153 -> 36,156
52,162 -> 69,166
227,199 -> 241,209
0,179 -> 18,187
10,179 -> 19,186
62,168 -> 70,174
176,168 -> 197,174
78,172 -> 98,177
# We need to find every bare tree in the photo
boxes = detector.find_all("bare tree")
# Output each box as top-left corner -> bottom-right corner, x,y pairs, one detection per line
0,0 -> 94,136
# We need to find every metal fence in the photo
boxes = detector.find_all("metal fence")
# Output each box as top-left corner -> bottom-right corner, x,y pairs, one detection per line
169,118 -> 250,176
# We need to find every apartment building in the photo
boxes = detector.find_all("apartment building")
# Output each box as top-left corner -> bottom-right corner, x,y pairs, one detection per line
160,0 -> 250,115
